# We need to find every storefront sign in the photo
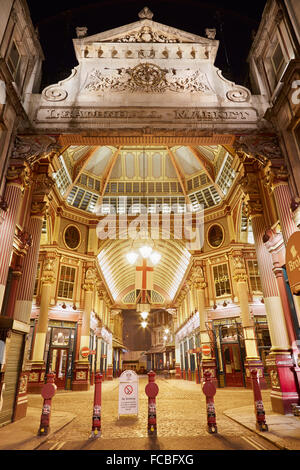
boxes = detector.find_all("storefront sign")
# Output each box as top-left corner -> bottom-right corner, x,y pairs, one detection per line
286,231 -> 300,294
202,345 -> 211,356
118,370 -> 139,417
81,347 -> 90,358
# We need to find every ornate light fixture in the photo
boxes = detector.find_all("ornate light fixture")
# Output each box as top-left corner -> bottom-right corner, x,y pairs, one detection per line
126,245 -> 161,265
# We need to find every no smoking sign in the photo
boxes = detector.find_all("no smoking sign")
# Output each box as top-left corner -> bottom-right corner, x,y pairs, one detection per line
124,384 -> 133,395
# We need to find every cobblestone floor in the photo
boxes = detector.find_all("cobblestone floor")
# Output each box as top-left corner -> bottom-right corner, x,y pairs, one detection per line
27,377 -> 272,441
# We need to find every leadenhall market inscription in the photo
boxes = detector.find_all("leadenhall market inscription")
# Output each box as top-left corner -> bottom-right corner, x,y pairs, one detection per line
34,107 -> 258,124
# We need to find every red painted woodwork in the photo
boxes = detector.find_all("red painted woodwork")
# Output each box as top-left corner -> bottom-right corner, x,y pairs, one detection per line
222,343 -> 244,387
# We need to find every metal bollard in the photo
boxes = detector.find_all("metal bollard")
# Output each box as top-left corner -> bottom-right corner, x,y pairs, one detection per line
38,372 -> 57,436
251,369 -> 268,432
202,369 -> 217,434
90,372 -> 102,438
145,370 -> 159,436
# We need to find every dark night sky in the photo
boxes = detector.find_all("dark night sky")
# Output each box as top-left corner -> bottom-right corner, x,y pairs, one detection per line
26,0 -> 267,91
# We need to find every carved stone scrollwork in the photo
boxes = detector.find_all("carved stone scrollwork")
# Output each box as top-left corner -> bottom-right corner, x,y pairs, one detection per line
42,86 -> 68,102
12,135 -> 61,167
83,65 -> 213,94
226,88 -> 250,102
234,135 -> 283,166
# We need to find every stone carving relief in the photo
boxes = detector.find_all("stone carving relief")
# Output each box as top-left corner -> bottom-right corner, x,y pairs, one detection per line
110,25 -> 180,43
12,135 -> 61,167
83,63 -> 213,94
234,135 -> 283,165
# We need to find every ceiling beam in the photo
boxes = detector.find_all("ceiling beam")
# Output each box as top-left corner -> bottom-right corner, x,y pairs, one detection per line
166,147 -> 189,204
188,146 -> 224,199
99,146 -> 122,201
63,146 -> 101,200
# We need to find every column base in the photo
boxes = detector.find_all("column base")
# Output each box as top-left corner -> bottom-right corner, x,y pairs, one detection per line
266,352 -> 300,414
201,358 -> 218,388
27,362 -> 46,394
188,369 -> 192,381
195,369 -> 200,384
106,365 -> 113,381
244,359 -> 268,390
72,361 -> 90,391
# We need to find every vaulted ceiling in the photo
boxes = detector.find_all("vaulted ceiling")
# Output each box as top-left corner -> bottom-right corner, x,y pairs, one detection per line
52,144 -> 237,304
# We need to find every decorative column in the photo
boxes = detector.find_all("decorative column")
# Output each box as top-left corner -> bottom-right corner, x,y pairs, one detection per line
194,261 -> 217,386
28,256 -> 56,393
0,163 -> 28,311
239,158 -> 299,413
14,168 -> 54,324
4,229 -> 32,318
103,292 -> 113,380
175,332 -> 181,379
232,251 -> 267,388
73,266 -> 96,391
264,165 -> 299,245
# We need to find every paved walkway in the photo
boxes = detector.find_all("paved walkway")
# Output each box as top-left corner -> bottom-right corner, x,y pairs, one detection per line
0,377 -> 300,450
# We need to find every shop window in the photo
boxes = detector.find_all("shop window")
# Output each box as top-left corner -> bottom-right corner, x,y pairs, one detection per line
213,263 -> 231,297
58,265 -> 76,300
247,260 -> 262,293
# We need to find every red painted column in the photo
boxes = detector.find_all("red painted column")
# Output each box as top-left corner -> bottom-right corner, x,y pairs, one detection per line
271,170 -> 299,245
0,164 -> 26,312
5,257 -> 23,318
251,212 -> 299,414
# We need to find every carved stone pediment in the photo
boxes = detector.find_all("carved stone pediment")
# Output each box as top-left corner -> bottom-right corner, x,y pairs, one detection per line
75,17 -> 209,47
83,64 -> 214,95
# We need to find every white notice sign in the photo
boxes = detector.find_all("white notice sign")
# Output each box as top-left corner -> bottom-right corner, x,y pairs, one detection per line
118,370 -> 139,417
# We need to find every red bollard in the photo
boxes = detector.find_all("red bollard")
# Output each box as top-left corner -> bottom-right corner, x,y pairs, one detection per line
90,372 -> 102,438
145,370 -> 159,436
202,370 -> 217,434
38,372 -> 57,436
251,369 -> 268,432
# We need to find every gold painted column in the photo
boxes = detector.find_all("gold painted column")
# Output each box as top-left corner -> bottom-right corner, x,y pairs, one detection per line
232,252 -> 267,388
194,261 -> 217,385
28,256 -> 56,393
73,266 -> 96,391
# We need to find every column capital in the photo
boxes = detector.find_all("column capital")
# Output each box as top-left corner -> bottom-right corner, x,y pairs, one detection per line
245,199 -> 264,219
30,200 -> 48,218
263,164 -> 289,193
41,257 -> 56,285
82,267 -> 97,292
6,163 -> 31,189
232,253 -> 248,283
